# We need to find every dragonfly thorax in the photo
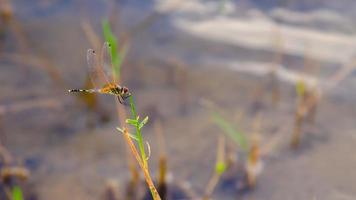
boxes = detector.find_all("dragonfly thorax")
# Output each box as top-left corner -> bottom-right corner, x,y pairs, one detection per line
100,83 -> 131,100
100,83 -> 121,95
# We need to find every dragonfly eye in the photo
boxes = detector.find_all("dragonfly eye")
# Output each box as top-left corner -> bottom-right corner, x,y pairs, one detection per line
121,87 -> 131,99
123,87 -> 128,93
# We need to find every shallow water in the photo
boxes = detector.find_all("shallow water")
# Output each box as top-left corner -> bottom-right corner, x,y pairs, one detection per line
1,1 -> 356,200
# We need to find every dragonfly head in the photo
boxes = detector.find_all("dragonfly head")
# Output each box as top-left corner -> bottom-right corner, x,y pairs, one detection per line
121,86 -> 131,100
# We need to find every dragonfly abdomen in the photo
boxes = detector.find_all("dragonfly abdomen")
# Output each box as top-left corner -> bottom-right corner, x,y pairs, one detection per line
68,89 -> 96,93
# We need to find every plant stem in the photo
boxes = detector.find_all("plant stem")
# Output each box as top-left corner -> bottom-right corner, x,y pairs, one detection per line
129,95 -> 148,168
123,128 -> 161,200
203,136 -> 225,199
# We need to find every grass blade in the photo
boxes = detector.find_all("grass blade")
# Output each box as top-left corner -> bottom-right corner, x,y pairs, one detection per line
212,112 -> 248,151
12,186 -> 24,200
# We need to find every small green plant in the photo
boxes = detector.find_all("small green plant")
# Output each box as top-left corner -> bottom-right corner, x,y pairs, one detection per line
117,95 -> 160,200
211,111 -> 248,151
296,80 -> 306,99
203,136 -> 226,200
211,111 -> 264,190
101,20 -> 160,200
118,96 -> 149,167
291,79 -> 307,148
12,186 -> 24,200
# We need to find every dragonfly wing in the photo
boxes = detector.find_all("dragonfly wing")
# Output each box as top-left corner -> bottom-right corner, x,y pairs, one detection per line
87,48 -> 110,89
101,42 -> 116,83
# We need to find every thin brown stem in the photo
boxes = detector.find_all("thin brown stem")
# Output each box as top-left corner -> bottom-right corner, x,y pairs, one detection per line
154,120 -> 167,187
122,128 -> 161,200
203,136 -> 225,200
114,91 -> 140,199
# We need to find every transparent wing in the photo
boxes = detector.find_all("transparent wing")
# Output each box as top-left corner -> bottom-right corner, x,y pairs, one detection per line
87,48 -> 110,88
100,42 -> 115,83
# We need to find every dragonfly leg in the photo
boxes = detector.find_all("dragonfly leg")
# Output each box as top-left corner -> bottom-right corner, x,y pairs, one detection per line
117,95 -> 123,104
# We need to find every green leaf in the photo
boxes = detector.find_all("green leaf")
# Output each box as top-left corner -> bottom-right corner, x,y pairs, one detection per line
139,116 -> 149,130
126,119 -> 138,126
102,19 -> 120,79
215,161 -> 226,175
116,127 -> 124,133
12,186 -> 23,200
116,127 -> 139,141
128,133 -> 139,141
212,112 -> 249,151
128,95 -> 148,167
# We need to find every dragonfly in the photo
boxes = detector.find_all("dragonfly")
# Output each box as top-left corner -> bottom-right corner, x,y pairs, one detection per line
68,42 -> 131,104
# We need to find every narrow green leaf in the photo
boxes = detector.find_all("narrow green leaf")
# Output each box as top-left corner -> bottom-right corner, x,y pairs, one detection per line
212,112 -> 249,151
128,133 -> 139,141
102,19 -> 120,79
129,95 -> 138,119
116,127 -> 139,141
128,95 -> 148,167
117,44 -> 128,68
139,116 -> 149,130
126,119 -> 138,126
116,127 -> 124,133
12,186 -> 23,200
145,141 -> 151,161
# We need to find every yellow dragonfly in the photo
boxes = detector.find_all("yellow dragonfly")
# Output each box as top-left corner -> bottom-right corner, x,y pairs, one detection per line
68,42 -> 131,104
